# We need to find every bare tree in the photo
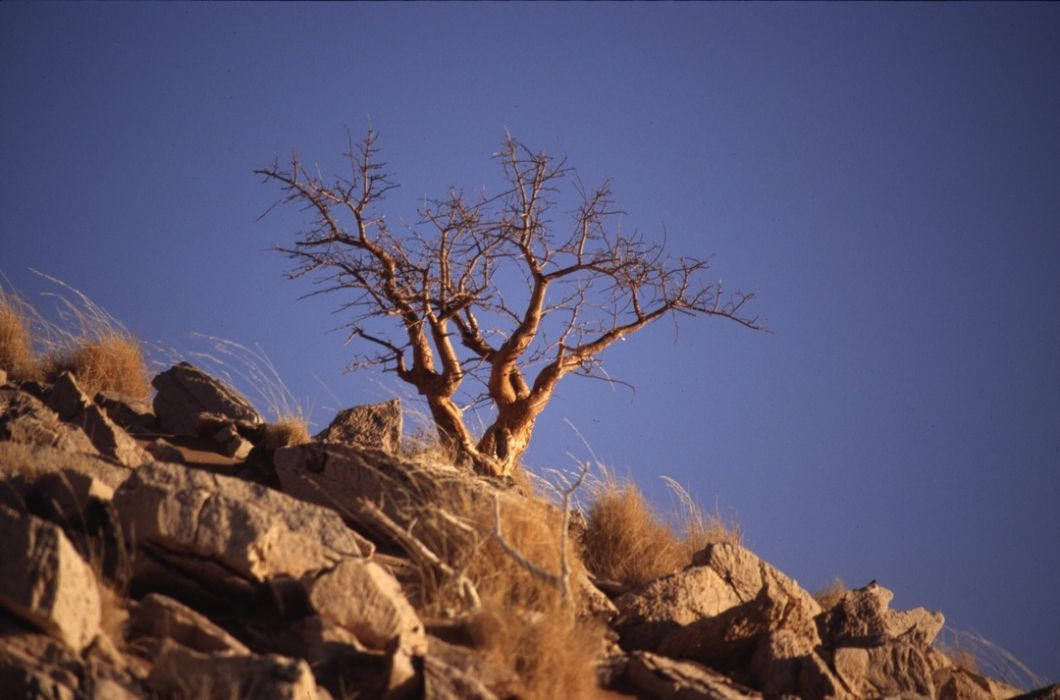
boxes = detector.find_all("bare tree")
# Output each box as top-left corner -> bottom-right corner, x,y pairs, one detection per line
256,129 -> 761,477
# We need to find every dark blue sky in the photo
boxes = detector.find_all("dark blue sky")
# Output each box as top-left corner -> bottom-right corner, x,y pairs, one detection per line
2,3 -> 1058,681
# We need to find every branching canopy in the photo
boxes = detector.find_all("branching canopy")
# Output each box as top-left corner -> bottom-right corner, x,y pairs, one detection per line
257,130 -> 760,476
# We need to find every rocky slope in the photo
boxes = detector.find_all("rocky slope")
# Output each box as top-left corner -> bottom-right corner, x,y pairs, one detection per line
0,363 -> 1054,699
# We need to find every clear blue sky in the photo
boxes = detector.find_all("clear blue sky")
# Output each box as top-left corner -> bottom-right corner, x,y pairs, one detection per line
2,3 -> 1057,682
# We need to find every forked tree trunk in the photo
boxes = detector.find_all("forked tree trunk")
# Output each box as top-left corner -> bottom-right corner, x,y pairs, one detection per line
426,392 -> 541,478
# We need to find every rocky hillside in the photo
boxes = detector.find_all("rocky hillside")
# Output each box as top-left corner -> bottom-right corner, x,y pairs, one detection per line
0,362 -> 1054,699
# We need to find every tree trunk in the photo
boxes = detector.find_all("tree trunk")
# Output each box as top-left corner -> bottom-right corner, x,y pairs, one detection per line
475,402 -> 539,478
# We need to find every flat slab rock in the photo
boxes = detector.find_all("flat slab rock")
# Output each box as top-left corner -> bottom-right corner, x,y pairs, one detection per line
0,505 -> 101,653
112,461 -> 374,586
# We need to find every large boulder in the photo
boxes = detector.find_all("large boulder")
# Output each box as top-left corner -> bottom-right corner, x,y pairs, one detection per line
316,398 -> 402,453
0,505 -> 101,653
615,565 -> 742,651
151,362 -> 262,436
655,544 -> 822,671
47,372 -> 149,468
0,388 -> 98,456
112,461 -> 375,590
304,557 -> 426,657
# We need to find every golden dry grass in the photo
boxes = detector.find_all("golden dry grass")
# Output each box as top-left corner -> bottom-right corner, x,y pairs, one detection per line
0,290 -> 38,380
43,334 -> 151,400
581,471 -> 741,587
262,417 -> 312,450
408,480 -> 605,699
1,273 -> 152,398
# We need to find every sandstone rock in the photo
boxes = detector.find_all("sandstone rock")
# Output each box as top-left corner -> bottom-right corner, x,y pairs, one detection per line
624,650 -> 763,700
152,362 -> 262,436
0,625 -> 144,700
656,545 -> 822,671
1011,684 -> 1060,700
935,666 -> 1006,700
143,437 -> 185,463
0,505 -> 101,652
616,565 -> 742,651
750,630 -> 850,699
113,461 -> 374,589
304,557 -> 426,657
817,581 -> 944,649
0,388 -> 98,455
212,422 -> 255,458
127,592 -> 250,655
424,654 -> 500,700
694,543 -> 821,618
95,390 -> 157,434
658,576 -> 822,672
47,372 -> 149,467
147,640 -> 326,700
316,398 -> 402,453
832,641 -> 936,698
427,634 -> 517,695
274,442 -> 449,540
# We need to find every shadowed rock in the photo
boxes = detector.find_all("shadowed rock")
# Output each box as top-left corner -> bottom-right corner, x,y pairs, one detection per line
1,388 -> 98,456
47,372 -> 149,467
152,362 -> 262,436
316,398 -> 402,453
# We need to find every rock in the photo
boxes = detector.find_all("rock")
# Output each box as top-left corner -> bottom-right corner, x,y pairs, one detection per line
94,390 -> 157,435
935,667 -> 1006,700
147,640 -> 326,700
112,461 -> 375,590
304,557 -> 426,657
151,362 -> 262,436
623,650 -> 763,700
316,398 -> 402,453
427,634 -> 517,695
0,367 -> 7,385
656,545 -> 822,670
750,630 -> 849,699
693,543 -> 821,618
143,437 -> 185,463
47,372 -> 149,467
424,654 -> 500,700
0,624 -> 144,700
832,642 -> 936,698
0,505 -> 101,652
0,388 -> 99,456
127,592 -> 250,655
1011,685 -> 1060,700
616,565 -> 743,651
274,442 -> 450,541
212,422 -> 255,459
817,581 -> 944,649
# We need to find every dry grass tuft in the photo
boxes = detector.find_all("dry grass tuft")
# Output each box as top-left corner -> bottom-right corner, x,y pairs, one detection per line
405,477 -> 604,698
0,287 -> 39,380
813,576 -> 849,611
261,417 -> 312,450
1,272 -> 152,398
471,596 -> 604,700
582,477 -> 687,586
43,334 -> 151,400
581,469 -> 741,587
934,626 -> 1045,690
